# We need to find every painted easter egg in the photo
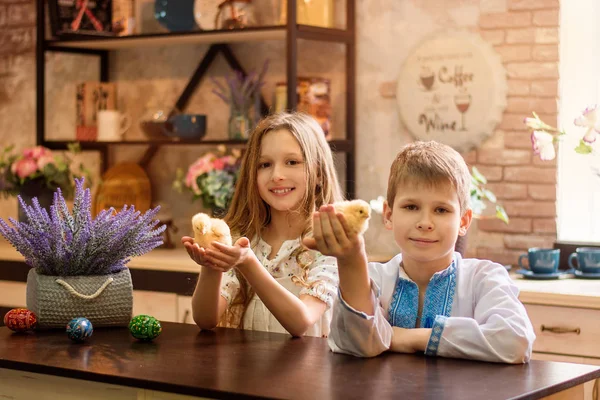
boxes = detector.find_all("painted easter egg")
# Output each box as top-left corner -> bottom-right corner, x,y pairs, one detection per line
66,317 -> 93,342
129,315 -> 162,341
3,308 -> 37,332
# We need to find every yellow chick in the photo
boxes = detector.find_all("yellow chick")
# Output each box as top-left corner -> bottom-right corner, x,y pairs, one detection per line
332,199 -> 372,235
191,212 -> 232,249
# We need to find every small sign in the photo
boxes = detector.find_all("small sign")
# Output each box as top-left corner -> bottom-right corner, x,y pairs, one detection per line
49,0 -> 115,37
396,31 -> 507,152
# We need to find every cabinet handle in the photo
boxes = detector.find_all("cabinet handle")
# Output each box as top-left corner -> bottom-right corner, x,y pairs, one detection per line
540,325 -> 581,334
182,309 -> 190,324
593,378 -> 598,400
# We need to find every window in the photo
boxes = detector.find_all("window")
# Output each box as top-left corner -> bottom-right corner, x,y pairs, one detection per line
557,0 -> 600,243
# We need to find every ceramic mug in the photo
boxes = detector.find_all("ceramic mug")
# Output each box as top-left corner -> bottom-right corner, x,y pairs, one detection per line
518,248 -> 560,274
97,110 -> 131,141
162,114 -> 206,140
568,247 -> 600,273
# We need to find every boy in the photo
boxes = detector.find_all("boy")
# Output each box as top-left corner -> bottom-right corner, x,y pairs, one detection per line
304,141 -> 535,363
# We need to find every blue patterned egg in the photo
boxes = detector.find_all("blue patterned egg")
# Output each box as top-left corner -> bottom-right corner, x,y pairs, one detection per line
66,317 -> 93,342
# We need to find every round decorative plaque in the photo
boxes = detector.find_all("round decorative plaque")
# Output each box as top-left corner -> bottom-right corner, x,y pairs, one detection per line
396,31 -> 507,152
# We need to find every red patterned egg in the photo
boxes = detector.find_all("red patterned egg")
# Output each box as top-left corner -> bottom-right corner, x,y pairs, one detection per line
3,308 -> 38,332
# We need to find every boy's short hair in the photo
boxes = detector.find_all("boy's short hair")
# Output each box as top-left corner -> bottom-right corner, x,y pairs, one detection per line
386,141 -> 471,214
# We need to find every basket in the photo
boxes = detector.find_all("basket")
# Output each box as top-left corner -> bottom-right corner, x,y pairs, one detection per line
26,267 -> 133,329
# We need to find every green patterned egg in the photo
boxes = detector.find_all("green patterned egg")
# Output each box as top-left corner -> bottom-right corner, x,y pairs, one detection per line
129,315 -> 162,341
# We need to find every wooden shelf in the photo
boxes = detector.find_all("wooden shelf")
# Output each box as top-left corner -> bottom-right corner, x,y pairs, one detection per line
36,0 -> 357,197
45,25 -> 352,51
42,139 -> 353,152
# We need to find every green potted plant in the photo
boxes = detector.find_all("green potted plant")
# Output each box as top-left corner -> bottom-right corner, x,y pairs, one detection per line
470,166 -> 509,224
0,178 -> 166,329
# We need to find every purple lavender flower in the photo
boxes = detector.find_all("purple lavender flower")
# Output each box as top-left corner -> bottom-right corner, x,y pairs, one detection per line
0,178 -> 166,276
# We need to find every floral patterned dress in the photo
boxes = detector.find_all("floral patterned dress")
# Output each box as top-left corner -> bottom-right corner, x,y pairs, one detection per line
220,237 -> 338,337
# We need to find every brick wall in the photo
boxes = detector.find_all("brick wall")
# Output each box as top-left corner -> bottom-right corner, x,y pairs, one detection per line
0,0 -> 36,103
467,0 -> 559,265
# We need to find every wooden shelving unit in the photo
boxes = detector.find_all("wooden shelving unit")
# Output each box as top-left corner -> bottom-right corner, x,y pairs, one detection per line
35,0 -> 356,198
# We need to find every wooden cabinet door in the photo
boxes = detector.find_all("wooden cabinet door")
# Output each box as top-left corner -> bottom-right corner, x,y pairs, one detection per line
177,295 -> 195,325
132,291 -> 178,322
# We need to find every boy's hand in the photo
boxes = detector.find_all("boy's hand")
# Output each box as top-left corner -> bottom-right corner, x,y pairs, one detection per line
303,204 -> 364,264
201,237 -> 253,273
390,327 -> 432,354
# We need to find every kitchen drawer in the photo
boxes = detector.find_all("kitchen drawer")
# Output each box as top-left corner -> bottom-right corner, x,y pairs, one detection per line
525,304 -> 600,358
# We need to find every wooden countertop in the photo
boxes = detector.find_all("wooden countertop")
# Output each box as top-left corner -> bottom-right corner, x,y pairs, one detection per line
510,272 -> 600,309
3,241 -> 600,308
1,322 -> 599,399
0,241 -> 395,274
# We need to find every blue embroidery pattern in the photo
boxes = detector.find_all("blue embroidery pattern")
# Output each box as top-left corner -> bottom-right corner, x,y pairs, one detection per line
387,259 -> 457,355
388,278 -> 419,328
425,315 -> 448,356
421,261 -> 457,329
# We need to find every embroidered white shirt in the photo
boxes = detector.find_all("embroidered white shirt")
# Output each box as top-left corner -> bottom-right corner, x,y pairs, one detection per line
220,237 -> 338,337
328,252 -> 535,363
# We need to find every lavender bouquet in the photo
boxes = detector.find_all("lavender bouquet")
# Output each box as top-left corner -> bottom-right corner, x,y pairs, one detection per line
0,178 -> 166,276
211,59 -> 269,129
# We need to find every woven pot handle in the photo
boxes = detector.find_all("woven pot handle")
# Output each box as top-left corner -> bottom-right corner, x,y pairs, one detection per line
55,277 -> 114,300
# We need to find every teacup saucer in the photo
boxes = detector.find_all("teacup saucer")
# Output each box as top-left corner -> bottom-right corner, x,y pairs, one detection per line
573,270 -> 600,279
516,269 -> 571,280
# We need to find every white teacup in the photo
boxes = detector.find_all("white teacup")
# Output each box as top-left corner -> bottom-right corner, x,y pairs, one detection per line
97,110 -> 131,141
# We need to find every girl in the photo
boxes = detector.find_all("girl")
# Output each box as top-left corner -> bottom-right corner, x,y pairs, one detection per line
182,112 -> 344,337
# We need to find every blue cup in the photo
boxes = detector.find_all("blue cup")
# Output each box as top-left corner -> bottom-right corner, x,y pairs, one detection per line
162,114 -> 206,140
518,248 -> 560,274
568,247 -> 600,273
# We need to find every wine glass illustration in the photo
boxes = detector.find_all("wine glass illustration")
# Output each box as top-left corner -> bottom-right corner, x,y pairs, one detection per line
419,66 -> 435,91
454,92 -> 471,131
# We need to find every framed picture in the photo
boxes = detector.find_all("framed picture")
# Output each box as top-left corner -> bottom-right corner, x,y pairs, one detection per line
48,0 -> 115,37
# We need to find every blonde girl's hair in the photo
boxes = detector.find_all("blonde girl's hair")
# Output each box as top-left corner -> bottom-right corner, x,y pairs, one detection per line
218,112 -> 344,329
386,140 -> 471,214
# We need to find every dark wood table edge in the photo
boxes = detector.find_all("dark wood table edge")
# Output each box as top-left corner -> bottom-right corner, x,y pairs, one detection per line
0,259 -> 198,296
0,358 -> 270,400
2,357 -> 600,400
521,366 -> 600,400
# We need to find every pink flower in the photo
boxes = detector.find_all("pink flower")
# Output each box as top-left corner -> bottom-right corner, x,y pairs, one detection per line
574,105 -> 600,143
11,158 -> 38,179
185,169 -> 202,195
185,156 -> 215,194
37,154 -> 55,170
212,157 -> 226,171
23,146 -> 52,160
531,131 -> 556,161
223,155 -> 238,166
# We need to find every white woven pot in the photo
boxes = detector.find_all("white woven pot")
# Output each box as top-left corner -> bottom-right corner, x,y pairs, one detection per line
26,268 -> 133,329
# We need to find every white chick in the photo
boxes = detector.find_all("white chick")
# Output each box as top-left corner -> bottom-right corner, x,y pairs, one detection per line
332,199 -> 372,235
191,212 -> 232,249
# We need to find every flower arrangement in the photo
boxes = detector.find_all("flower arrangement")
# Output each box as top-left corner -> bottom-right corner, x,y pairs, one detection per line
525,105 -> 598,161
212,60 -> 269,116
368,167 -> 509,224
0,178 -> 166,276
212,60 -> 269,139
0,143 -> 90,199
173,146 -> 242,212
